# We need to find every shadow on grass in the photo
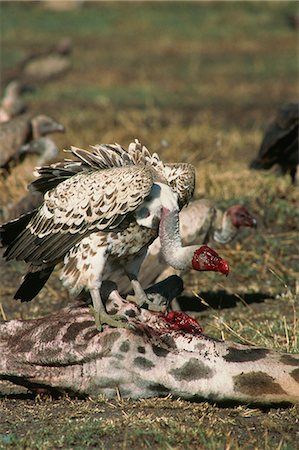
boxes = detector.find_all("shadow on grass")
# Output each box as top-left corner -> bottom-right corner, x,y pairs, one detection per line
1,391 -> 293,411
177,291 -> 273,312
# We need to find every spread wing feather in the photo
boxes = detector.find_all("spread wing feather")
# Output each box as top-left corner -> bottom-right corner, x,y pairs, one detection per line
30,161 -> 84,194
29,141 -> 151,194
164,163 -> 195,209
70,144 -> 129,169
30,142 -> 194,210
4,165 -> 153,264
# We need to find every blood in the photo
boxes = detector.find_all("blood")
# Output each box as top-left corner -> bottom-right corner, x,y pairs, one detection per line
162,311 -> 203,335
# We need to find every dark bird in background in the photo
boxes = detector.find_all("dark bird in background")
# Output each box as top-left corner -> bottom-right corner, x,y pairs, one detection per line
0,113 -> 65,172
250,102 -> 299,184
286,13 -> 299,30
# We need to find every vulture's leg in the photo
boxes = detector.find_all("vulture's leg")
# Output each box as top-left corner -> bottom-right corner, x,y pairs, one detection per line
63,242 -> 132,331
89,287 -> 132,331
125,250 -> 165,312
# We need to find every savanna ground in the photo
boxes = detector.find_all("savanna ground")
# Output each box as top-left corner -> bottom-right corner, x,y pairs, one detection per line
0,1 -> 298,448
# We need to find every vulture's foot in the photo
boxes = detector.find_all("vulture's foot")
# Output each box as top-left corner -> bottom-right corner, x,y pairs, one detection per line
89,306 -> 136,332
90,286 -> 136,331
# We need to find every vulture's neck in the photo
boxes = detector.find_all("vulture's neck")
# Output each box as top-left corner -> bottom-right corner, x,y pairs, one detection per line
213,211 -> 237,244
159,207 -> 198,270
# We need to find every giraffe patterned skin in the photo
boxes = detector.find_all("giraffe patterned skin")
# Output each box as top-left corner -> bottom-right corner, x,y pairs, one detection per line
1,276 -> 298,404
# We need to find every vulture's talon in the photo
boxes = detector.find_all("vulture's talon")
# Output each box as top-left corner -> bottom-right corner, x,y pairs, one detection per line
89,306 -> 131,331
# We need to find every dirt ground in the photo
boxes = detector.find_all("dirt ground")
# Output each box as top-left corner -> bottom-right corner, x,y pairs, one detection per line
0,2 -> 298,449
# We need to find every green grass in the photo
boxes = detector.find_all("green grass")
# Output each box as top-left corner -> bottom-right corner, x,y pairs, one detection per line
1,2 -> 298,39
1,397 -> 298,449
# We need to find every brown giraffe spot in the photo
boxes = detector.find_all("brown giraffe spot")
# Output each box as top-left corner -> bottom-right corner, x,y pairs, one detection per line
159,334 -> 177,350
100,331 -> 121,356
62,321 -> 95,343
7,323 -> 40,352
36,347 -> 62,362
224,347 -> 269,363
233,371 -> 287,396
170,358 -> 213,381
152,345 -> 170,357
39,322 -> 67,343
137,346 -> 145,354
290,368 -> 299,383
83,328 -> 99,341
280,355 -> 299,366
134,356 -> 155,370
119,340 -> 130,352
125,309 -> 137,318
9,336 -> 35,353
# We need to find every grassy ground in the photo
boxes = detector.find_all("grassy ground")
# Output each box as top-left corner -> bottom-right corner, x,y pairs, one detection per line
0,1 -> 298,449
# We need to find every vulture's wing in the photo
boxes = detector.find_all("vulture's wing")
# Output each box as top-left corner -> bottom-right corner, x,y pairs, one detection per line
30,160 -> 87,194
3,165 -> 153,265
30,143 -> 134,194
249,102 -> 299,175
0,114 -> 31,167
164,163 -> 196,210
259,103 -> 299,159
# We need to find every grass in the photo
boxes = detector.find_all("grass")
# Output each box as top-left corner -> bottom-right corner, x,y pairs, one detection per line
1,396 -> 298,449
0,1 -> 299,449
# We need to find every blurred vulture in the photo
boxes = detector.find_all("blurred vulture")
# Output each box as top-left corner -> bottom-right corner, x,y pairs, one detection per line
2,38 -> 72,87
0,113 -> 64,172
0,81 -> 32,123
1,138 -> 60,222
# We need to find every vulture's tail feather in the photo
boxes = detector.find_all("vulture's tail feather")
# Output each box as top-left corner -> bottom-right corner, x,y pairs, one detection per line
0,209 -> 37,248
14,267 -> 54,302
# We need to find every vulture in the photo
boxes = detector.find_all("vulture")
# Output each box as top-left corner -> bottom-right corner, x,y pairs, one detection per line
109,199 -> 256,294
3,38 -> 72,87
0,81 -> 31,123
0,141 -> 229,330
250,102 -> 299,184
1,138 -> 59,222
0,114 -> 64,171
18,137 -> 60,167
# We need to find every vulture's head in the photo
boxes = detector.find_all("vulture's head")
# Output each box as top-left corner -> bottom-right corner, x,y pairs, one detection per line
192,245 -> 229,276
32,115 -> 65,139
226,205 -> 257,229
